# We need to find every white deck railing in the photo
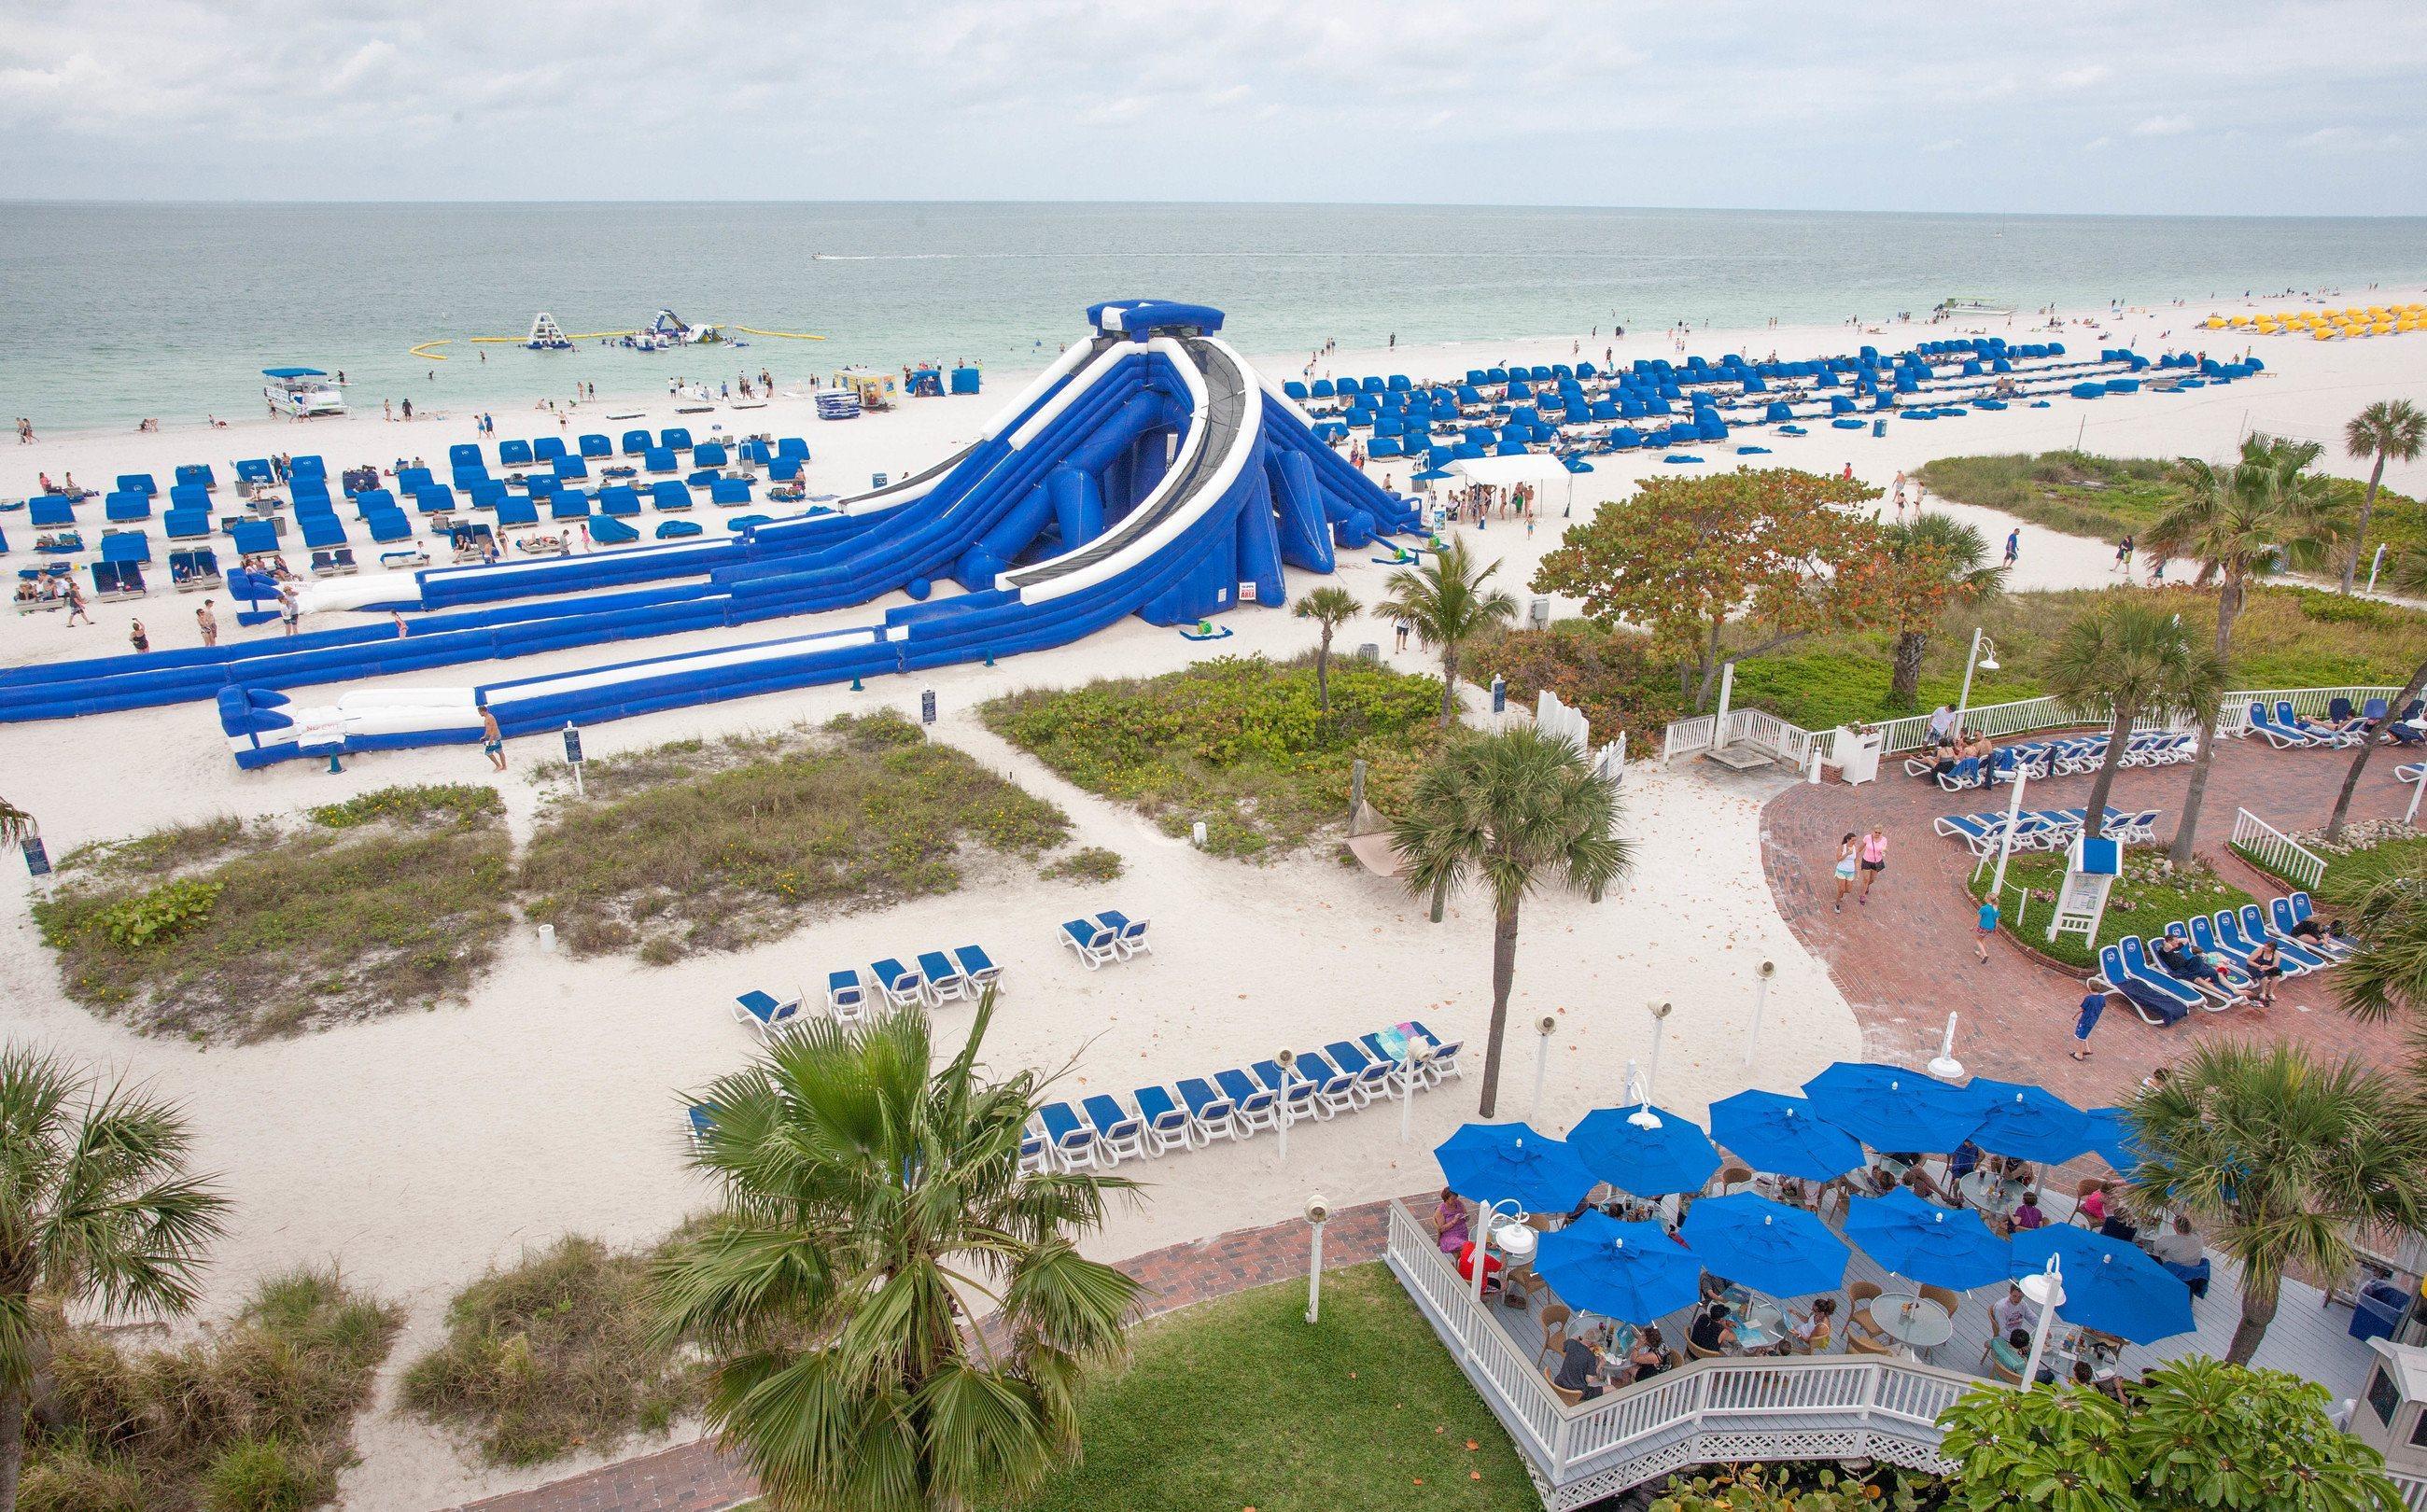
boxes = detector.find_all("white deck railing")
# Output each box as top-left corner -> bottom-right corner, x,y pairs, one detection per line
2229,806 -> 2329,889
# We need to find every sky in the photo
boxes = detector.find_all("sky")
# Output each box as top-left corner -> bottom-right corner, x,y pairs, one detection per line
6,0 -> 2425,215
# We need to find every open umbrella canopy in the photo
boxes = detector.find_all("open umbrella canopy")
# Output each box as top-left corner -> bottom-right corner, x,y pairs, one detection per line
1679,1192 -> 1850,1300
1844,1188 -> 2013,1290
1434,1122 -> 1597,1215
1803,1062 -> 1984,1154
1963,1078 -> 2094,1165
1567,1105 -> 1721,1197
1411,467 -> 1455,481
1533,1213 -> 1705,1324
2081,1106 -> 2149,1178
1708,1090 -> 1867,1182
2013,1225 -> 2195,1345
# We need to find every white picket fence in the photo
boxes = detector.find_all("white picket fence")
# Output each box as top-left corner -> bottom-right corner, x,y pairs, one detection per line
2229,806 -> 2329,889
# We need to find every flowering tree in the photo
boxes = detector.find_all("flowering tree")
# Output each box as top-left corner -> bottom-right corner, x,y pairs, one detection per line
1530,468 -> 1882,709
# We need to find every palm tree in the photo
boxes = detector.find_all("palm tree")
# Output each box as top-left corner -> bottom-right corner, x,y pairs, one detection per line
2340,399 -> 2426,592
1293,585 -> 1362,712
1391,727 -> 1630,1116
0,801 -> 30,847
2125,1042 -> 2427,1365
2042,599 -> 2227,827
1877,512 -> 2004,707
1379,538 -> 1519,728
2147,436 -> 2347,864
0,1046 -> 231,1509
2326,550 -> 2427,843
2336,871 -> 2427,1061
651,995 -> 1141,1512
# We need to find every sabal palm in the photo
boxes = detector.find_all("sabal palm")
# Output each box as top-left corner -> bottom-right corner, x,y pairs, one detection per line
2042,599 -> 2226,825
651,996 -> 1140,1512
1293,585 -> 1362,712
2340,399 -> 2426,592
0,802 -> 30,848
2125,1042 -> 2427,1365
2327,549 -> 2427,841
1391,727 -> 1630,1116
2336,872 -> 2427,1067
2148,437 -> 2347,863
1879,512 -> 2003,706
0,1046 -> 230,1510
1379,539 -> 1518,727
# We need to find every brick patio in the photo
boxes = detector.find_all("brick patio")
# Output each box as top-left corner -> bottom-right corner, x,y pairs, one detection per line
447,1192 -> 1413,1512
1758,734 -> 2415,1107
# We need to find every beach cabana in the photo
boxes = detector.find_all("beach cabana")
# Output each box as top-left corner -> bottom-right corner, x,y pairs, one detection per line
533,436 -> 567,463
621,429 -> 652,455
596,485 -> 641,519
499,439 -> 535,467
105,493 -> 151,523
448,443 -> 483,469
578,433 -> 612,459
29,497 -> 75,529
649,481 -> 692,512
551,491 -> 591,520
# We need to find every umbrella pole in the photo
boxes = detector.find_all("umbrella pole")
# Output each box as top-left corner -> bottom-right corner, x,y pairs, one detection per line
2020,1257 -> 2066,1386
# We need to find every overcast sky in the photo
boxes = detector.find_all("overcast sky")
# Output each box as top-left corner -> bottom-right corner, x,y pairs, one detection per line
7,0 -> 2423,214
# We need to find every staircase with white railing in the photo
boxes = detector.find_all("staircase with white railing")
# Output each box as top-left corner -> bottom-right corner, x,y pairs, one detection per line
2228,806 -> 2329,889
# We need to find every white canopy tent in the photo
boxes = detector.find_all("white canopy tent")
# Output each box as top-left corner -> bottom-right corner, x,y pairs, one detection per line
1446,452 -> 1585,514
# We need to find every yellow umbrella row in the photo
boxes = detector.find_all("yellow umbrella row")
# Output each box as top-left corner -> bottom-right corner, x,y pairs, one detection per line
2204,302 -> 2424,339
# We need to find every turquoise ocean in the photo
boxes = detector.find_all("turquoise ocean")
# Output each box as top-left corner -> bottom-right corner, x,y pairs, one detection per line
5,202 -> 2424,430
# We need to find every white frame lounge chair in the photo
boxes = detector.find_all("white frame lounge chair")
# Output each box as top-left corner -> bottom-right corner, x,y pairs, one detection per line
1037,1101 -> 1101,1171
1408,1021 -> 1465,1085
826,969 -> 867,1018
1017,1123 -> 1050,1177
732,987 -> 803,1042
1214,1069 -> 1280,1135
871,958 -> 927,1009
1081,1095 -> 1149,1164
1176,1077 -> 1240,1144
952,944 -> 1003,992
1296,1050 -> 1365,1116
1059,918 -> 1120,970
1325,1039 -> 1399,1101
1095,910 -> 1152,959
917,949 -> 974,1005
1132,1085 -> 1196,1155
1254,1059 -> 1320,1124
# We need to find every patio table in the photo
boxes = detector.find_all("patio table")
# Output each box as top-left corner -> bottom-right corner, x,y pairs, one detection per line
1870,1292 -> 1954,1357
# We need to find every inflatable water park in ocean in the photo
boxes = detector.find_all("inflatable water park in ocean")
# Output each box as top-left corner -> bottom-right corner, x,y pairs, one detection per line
0,299 -> 2280,770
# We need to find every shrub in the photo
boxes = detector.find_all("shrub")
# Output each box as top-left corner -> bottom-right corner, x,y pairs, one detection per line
1652,1463 -> 1936,1510
1040,846 -> 1125,883
306,783 -> 503,831
400,1234 -> 698,1467
87,876 -> 223,948
14,1435 -> 147,1512
200,1438 -> 329,1512
57,816 -> 252,881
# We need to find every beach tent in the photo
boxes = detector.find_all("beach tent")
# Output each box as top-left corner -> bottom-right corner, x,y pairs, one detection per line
551,492 -> 591,520
499,439 -> 535,467
175,464 -> 216,491
29,497 -> 75,528
230,520 -> 278,557
533,436 -> 568,463
621,429 -> 652,455
578,433 -> 612,459
596,485 -> 641,518
448,444 -> 483,469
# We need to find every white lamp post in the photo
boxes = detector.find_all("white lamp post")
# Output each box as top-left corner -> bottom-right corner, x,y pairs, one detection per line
1275,1047 -> 1298,1163
1530,1014 -> 1557,1126
1987,762 -> 2029,901
1630,1003 -> 1673,1129
1465,1197 -> 1524,1351
2018,1255 -> 2066,1389
1744,961 -> 1775,1068
1304,1195 -> 1330,1323
1955,628 -> 2000,731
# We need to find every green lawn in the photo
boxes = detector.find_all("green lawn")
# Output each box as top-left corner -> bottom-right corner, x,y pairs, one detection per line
1970,849 -> 2256,973
1005,1264 -> 1535,1512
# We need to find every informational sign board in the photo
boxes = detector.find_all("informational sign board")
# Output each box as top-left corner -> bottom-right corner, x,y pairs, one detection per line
2047,835 -> 2122,944
21,837 -> 49,879
562,725 -> 584,765
920,690 -> 937,725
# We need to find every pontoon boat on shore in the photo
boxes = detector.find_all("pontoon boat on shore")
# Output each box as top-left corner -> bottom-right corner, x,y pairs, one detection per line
262,368 -> 345,417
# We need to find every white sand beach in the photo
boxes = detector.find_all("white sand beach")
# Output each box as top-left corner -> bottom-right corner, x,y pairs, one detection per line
3,288 -> 2425,1509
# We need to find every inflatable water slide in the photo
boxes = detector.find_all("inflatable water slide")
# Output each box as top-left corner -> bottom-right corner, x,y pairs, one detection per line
142,301 -> 1400,764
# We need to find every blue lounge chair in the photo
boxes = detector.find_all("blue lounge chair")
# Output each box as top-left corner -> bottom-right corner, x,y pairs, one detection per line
687,1104 -> 717,1150
871,958 -> 926,1009
951,945 -> 1001,992
2181,916 -> 2256,982
1018,1124 -> 1049,1177
1079,1094 -> 1147,1164
826,969 -> 867,1021
2232,905 -> 2328,973
732,987 -> 802,1042
2269,896 -> 2355,960
1131,1085 -> 1194,1155
2280,700 -> 2362,749
2246,703 -> 2319,748
1213,1069 -> 1280,1134
1175,1077 -> 1240,1143
1094,910 -> 1152,958
1037,1101 -> 1101,1170
2099,944 -> 2196,1025
917,949 -> 973,1005
1295,1050 -> 1362,1115
1405,1020 -> 1466,1085
1060,918 -> 1119,969
2210,909 -> 2300,976
1252,1059 -> 1318,1123
1324,1039 -> 1398,1101
1932,813 -> 2006,856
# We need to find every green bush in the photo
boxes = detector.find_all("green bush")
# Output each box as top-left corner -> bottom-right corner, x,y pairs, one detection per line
56,817 -> 252,882
14,1435 -> 147,1512
1971,850 -> 2254,971
200,1438 -> 328,1512
1040,846 -> 1125,883
87,877 -> 223,948
306,783 -> 503,831
400,1234 -> 698,1468
981,655 -> 1443,860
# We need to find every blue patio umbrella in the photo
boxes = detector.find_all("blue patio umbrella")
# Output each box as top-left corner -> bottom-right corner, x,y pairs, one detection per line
1434,1122 -> 1597,1215
2013,1225 -> 2195,1344
1567,1105 -> 1720,1197
1532,1212 -> 1705,1324
1411,467 -> 1454,482
2081,1106 -> 2148,1177
1562,456 -> 1596,473
1843,1188 -> 2013,1290
1962,1077 -> 2094,1165
1708,1090 -> 1866,1182
1679,1193 -> 1850,1300
1803,1061 -> 1984,1154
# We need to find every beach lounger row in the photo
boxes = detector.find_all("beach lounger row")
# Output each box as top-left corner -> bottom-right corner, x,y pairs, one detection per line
1024,1021 -> 1466,1174
1933,805 -> 2158,856
2246,697 -> 2378,749
728,945 -> 1002,1041
2094,891 -> 2349,1026
1059,910 -> 1150,969
1907,730 -> 2194,790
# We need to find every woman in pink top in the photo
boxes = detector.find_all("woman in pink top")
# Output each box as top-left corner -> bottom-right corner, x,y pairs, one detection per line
1858,827 -> 1889,903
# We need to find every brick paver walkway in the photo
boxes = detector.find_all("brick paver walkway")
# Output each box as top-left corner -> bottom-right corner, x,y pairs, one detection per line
1760,735 -> 2415,1108
448,1193 -> 1412,1512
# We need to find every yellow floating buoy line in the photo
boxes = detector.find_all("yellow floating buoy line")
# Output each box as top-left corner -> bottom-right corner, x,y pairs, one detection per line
733,327 -> 829,341
408,339 -> 452,361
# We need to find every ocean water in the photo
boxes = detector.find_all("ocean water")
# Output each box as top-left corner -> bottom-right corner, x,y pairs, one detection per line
5,202 -> 2424,429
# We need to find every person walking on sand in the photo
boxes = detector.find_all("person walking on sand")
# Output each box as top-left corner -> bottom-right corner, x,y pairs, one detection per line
1831,833 -> 1859,913
2070,988 -> 2105,1060
1974,896 -> 1999,963
2113,535 -> 2134,575
279,583 -> 300,637
2003,528 -> 2019,567
480,707 -> 507,773
1394,616 -> 1411,653
196,600 -> 217,647
128,619 -> 148,653
1858,825 -> 1888,903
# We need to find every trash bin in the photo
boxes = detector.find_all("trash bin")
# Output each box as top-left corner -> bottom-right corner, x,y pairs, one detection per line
1872,418 -> 1887,438
2350,1279 -> 2409,1341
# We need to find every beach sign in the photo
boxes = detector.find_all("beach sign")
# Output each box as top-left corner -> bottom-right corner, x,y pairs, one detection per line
20,836 -> 49,879
920,689 -> 936,724
2047,834 -> 2121,945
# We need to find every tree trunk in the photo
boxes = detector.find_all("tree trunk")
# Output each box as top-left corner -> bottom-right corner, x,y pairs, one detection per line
1439,647 -> 1460,726
2168,577 -> 2241,865
2327,653 -> 2427,842
1890,630 -> 1929,706
1429,873 -> 1449,924
2342,454 -> 2388,593
1315,628 -> 1333,713
1692,620 -> 1727,710
0,1384 -> 22,1512
2084,701 -> 2137,825
2226,1269 -> 2280,1366
1476,896 -> 1521,1118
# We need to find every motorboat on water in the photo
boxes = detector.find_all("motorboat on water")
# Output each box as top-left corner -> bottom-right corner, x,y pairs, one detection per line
262,367 -> 345,417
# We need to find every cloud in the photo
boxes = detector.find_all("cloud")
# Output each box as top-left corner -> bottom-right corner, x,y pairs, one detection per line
2054,63 -> 2111,89
1922,138 -> 1961,153
2132,114 -> 2196,136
